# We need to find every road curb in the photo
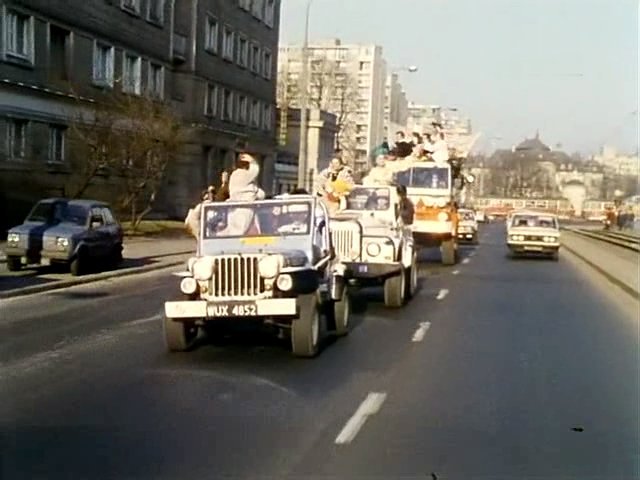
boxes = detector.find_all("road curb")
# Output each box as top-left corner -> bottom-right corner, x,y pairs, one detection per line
0,255 -> 190,300
561,241 -> 639,300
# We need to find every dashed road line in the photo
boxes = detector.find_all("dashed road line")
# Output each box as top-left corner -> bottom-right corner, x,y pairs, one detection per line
335,392 -> 387,445
462,258 -> 470,264
127,314 -> 162,326
411,322 -> 431,342
436,288 -> 449,300
452,270 -> 460,275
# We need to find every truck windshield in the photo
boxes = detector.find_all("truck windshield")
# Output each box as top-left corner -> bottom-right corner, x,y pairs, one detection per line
202,201 -> 312,238
345,187 -> 391,211
395,167 -> 450,189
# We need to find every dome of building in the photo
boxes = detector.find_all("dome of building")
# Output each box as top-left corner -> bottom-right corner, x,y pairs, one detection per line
515,131 -> 551,152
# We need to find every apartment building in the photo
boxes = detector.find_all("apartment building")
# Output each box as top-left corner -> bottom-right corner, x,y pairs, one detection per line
384,72 -> 408,141
0,0 -> 280,231
277,39 -> 386,171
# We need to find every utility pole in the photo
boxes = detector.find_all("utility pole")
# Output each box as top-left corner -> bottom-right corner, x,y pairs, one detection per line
297,0 -> 313,190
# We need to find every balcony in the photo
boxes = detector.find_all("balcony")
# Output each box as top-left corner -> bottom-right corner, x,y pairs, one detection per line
172,33 -> 188,63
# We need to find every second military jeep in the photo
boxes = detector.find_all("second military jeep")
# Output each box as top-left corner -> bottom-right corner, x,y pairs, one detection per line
329,185 -> 418,308
163,195 -> 350,358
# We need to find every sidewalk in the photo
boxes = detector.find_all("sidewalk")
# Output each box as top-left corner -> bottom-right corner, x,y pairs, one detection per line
561,230 -> 639,297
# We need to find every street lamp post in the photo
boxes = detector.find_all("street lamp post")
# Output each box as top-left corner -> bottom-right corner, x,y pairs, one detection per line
297,0 -> 313,190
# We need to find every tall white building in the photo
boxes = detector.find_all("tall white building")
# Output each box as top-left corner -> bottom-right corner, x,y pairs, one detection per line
277,39 -> 387,171
593,146 -> 640,177
407,103 -> 472,137
384,73 -> 409,142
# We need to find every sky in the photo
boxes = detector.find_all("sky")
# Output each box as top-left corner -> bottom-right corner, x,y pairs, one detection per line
279,0 -> 639,156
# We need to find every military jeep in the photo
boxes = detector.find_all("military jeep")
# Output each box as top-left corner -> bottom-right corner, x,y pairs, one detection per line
164,196 -> 350,358
329,185 -> 418,308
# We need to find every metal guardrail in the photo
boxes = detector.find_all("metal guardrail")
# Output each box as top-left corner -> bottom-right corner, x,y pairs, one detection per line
564,228 -> 640,252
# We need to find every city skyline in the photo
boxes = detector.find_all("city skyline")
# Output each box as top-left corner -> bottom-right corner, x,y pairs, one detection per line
280,0 -> 639,156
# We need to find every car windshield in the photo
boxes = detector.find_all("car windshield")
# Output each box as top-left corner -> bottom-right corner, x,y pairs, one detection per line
26,201 -> 65,223
395,167 -> 450,189
461,212 -> 475,221
60,205 -> 89,226
202,201 -> 312,238
345,187 -> 391,211
511,215 -> 558,229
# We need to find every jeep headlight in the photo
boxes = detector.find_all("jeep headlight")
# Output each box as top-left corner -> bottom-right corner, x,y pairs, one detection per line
438,211 -> 449,222
192,257 -> 216,281
7,233 -> 20,244
180,277 -> 198,295
276,274 -> 293,291
365,242 -> 381,257
56,237 -> 70,249
258,255 -> 281,279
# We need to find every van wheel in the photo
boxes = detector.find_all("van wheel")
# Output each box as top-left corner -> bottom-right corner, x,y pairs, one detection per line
291,293 -> 322,357
384,272 -> 405,308
7,256 -> 21,272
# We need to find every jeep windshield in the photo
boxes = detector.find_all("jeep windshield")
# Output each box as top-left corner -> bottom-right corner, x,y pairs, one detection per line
202,201 -> 312,238
395,166 -> 450,190
510,215 -> 558,229
345,187 -> 391,211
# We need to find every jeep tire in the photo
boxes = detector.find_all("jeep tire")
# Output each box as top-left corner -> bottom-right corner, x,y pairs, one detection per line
291,293 -> 322,358
441,240 -> 456,265
405,252 -> 418,299
384,271 -> 405,308
329,292 -> 350,337
164,316 -> 198,352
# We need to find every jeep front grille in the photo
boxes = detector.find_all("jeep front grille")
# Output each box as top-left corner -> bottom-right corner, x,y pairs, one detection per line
208,254 -> 266,300
330,221 -> 362,261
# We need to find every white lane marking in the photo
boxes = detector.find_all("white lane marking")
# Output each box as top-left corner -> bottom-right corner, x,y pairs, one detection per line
127,314 -> 161,326
469,251 -> 476,257
411,322 -> 431,342
452,270 -> 460,275
462,258 -> 470,264
436,288 -> 449,300
335,392 -> 387,445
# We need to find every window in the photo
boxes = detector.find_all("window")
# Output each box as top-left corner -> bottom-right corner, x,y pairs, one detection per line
222,26 -> 234,60
49,126 -> 65,163
237,34 -> 248,67
250,99 -> 260,128
262,104 -> 272,131
49,25 -> 71,81
123,53 -> 142,94
121,0 -> 141,14
147,0 -> 164,24
251,0 -> 264,19
148,63 -> 164,98
264,0 -> 275,27
7,120 -> 27,160
5,10 -> 33,62
250,42 -> 260,73
222,89 -> 234,121
93,43 -> 114,87
237,95 -> 248,124
239,0 -> 251,10
359,61 -> 370,71
205,15 -> 218,54
205,84 -> 218,117
262,48 -> 272,79
102,208 -> 116,225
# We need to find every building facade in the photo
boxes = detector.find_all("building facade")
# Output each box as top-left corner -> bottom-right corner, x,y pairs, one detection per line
383,72 -> 408,142
277,39 -> 387,171
274,107 -> 337,194
0,0 -> 281,233
593,145 -> 640,177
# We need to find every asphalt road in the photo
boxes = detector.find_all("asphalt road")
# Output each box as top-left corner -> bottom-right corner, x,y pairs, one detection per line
1,224 -> 638,480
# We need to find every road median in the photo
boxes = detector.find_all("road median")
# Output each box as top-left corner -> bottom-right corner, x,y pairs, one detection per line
561,230 -> 639,299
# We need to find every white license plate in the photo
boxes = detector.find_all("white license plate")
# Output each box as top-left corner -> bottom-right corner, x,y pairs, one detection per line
40,258 -> 51,266
524,246 -> 543,252
208,302 -> 258,317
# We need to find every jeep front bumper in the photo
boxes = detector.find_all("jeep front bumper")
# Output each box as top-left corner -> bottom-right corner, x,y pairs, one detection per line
165,298 -> 298,320
343,262 -> 402,279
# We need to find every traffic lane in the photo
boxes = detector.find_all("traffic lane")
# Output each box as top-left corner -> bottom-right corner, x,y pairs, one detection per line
0,267 -> 179,363
288,224 -> 639,478
1,263 -> 453,479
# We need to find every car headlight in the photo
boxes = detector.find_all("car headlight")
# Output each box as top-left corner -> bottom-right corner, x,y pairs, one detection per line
365,242 -> 381,257
180,277 -> 198,295
7,233 -> 20,243
438,211 -> 449,222
276,274 -> 293,291
192,257 -> 216,281
544,236 -> 558,243
258,255 -> 281,278
56,237 -> 70,249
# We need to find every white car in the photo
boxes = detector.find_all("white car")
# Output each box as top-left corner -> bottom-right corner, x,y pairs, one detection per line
457,208 -> 478,244
507,210 -> 561,260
